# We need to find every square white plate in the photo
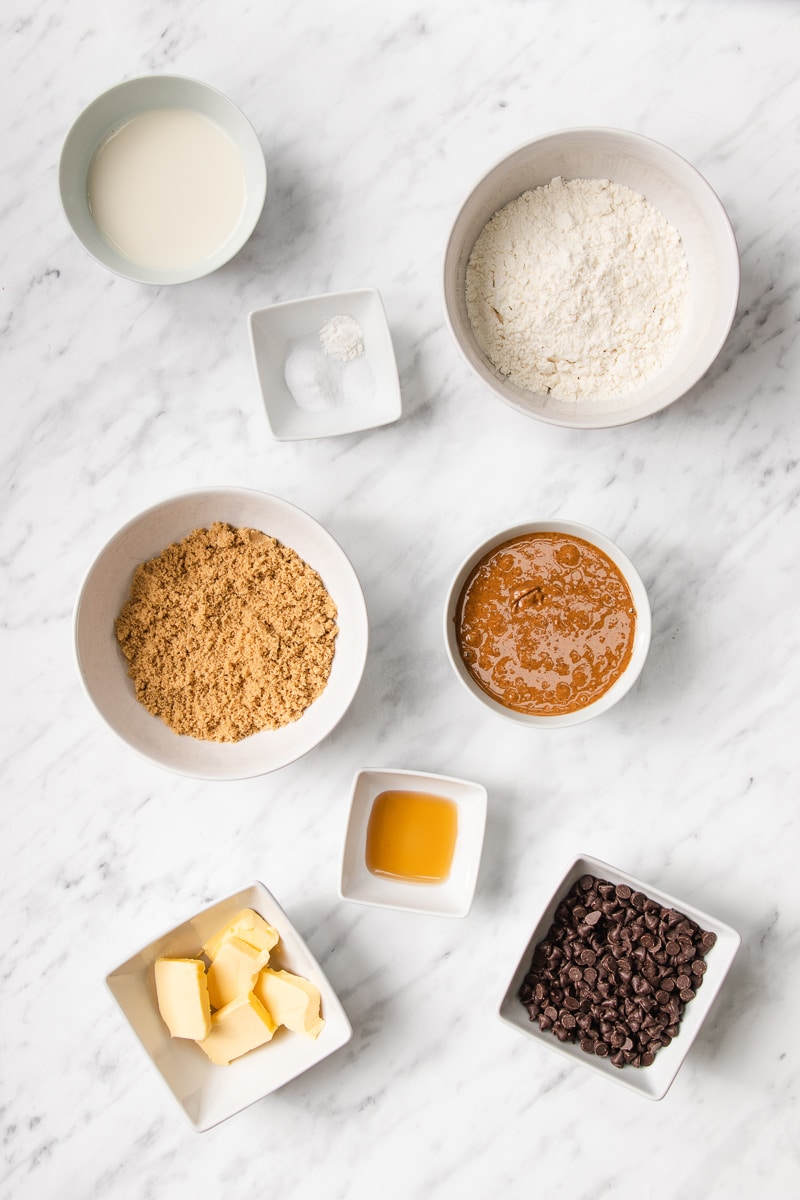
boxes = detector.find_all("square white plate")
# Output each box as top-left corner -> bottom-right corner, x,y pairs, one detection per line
106,882 -> 352,1131
339,768 -> 488,917
497,854 -> 740,1099
248,288 -> 402,440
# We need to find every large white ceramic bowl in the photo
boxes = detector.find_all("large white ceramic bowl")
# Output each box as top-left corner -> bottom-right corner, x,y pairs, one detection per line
106,882 -> 353,1131
74,487 -> 368,779
444,520 -> 651,728
497,854 -> 740,1101
59,75 -> 267,284
443,127 -> 739,428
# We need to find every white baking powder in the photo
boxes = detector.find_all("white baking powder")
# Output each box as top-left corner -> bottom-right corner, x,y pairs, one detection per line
320,314 -> 365,362
465,176 -> 691,402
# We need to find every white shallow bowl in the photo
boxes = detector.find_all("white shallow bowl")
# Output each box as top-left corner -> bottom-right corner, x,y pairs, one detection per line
339,768 -> 488,917
443,127 -> 740,428
106,882 -> 353,1132
74,487 -> 368,780
248,289 -> 402,440
497,854 -> 740,1100
59,74 -> 267,284
444,520 -> 651,728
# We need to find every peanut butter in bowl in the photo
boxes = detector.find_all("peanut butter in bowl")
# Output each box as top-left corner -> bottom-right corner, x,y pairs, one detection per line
445,520 -> 651,727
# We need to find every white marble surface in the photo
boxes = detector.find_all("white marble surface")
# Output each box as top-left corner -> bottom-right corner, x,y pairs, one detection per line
3,0 -> 799,1196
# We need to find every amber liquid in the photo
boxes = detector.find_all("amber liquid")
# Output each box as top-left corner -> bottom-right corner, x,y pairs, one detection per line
365,791 -> 458,885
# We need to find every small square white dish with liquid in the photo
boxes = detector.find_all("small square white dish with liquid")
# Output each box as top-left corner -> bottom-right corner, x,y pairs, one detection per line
339,768 -> 488,917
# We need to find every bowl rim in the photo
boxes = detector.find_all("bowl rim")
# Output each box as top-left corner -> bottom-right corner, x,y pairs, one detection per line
442,124 -> 741,429
338,766 -> 489,917
443,519 -> 652,727
248,285 -> 382,321
496,852 -> 741,1100
58,73 -> 267,285
72,485 -> 369,779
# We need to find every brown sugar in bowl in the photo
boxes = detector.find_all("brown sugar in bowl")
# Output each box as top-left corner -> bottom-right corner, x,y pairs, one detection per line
444,521 -> 651,727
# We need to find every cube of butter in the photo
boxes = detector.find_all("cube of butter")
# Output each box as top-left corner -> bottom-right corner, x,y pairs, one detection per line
253,968 -> 325,1038
202,909 -> 280,960
206,936 -> 271,1010
196,992 -> 277,1066
154,958 -> 211,1040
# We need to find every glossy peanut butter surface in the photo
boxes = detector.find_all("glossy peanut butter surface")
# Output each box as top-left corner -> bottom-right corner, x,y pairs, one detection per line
456,532 -> 636,715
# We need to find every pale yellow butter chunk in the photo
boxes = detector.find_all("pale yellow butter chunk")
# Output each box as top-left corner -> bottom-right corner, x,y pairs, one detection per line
196,992 -> 277,1066
154,958 -> 211,1040
206,936 -> 271,1010
202,909 -> 280,960
253,967 -> 325,1038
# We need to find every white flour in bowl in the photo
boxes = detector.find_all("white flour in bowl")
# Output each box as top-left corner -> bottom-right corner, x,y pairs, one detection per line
465,176 -> 691,402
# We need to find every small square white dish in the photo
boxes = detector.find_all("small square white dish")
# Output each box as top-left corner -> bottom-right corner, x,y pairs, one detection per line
248,288 -> 402,440
106,882 -> 352,1131
339,768 -> 488,917
497,854 -> 740,1100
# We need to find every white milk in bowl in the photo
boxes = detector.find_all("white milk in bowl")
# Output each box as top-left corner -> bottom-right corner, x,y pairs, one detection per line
87,107 -> 247,272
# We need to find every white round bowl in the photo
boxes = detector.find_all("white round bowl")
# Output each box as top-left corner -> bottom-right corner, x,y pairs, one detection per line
59,75 -> 267,285
74,488 -> 368,779
443,127 -> 739,429
444,520 -> 651,727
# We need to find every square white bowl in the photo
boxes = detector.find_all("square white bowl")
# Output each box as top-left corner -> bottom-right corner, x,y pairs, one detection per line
339,768 -> 488,917
106,882 -> 352,1131
248,288 -> 402,440
498,854 -> 740,1100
